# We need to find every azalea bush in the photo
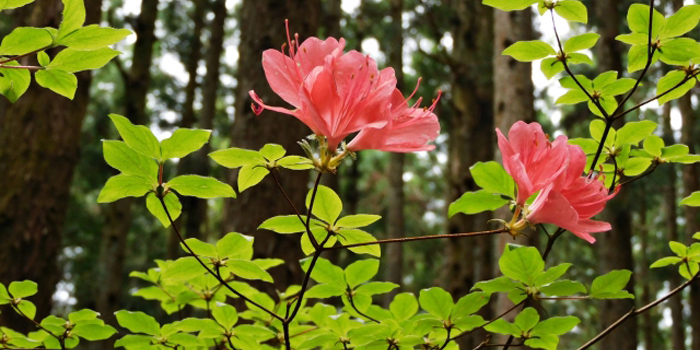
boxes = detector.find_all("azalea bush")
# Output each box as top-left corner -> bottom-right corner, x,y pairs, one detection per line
2,0 -> 700,349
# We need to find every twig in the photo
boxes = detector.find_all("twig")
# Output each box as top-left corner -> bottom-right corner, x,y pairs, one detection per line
10,304 -> 65,349
347,288 -> 380,323
450,301 -> 525,342
305,172 -> 324,248
0,65 -> 43,71
158,196 -> 284,322
439,327 -> 452,350
542,228 -> 565,260
324,229 -> 508,251
577,271 -> 700,349
0,47 -> 49,65
612,71 -> 700,121
619,161 -> 659,187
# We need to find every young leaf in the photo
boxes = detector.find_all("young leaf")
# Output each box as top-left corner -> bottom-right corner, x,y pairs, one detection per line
530,316 -> 580,336
108,114 -> 160,159
16,300 -> 36,319
627,4 -> 665,37
336,214 -> 381,228
102,140 -> 158,180
0,27 -> 53,55
448,190 -> 509,217
681,191 -> 700,206
145,192 -> 182,227
615,120 -> 657,146
258,215 -> 307,234
97,174 -> 152,203
657,70 -> 695,105
0,63 -> 30,102
452,292 -> 490,320
276,155 -> 314,170
499,246 -> 544,286
56,25 -> 132,51
540,57 -> 565,79
71,324 -> 117,341
57,0 -> 85,39
34,69 -> 78,99
0,0 -> 35,11
345,259 -> 379,288
390,293 -> 419,321
302,257 -> 345,287
660,5 -> 700,38
209,148 -> 265,168
211,303 -> 238,330
589,270 -> 634,299
554,1 -> 588,23
564,33 -> 600,52
470,161 -> 515,196
482,0 -> 537,11
217,232 -> 254,260
514,307 -> 539,331
306,185 -> 343,224
484,319 -> 521,337
650,256 -> 683,268
539,280 -> 586,296
167,175 -> 235,199
114,310 -> 160,336
643,135 -> 664,157
259,144 -> 286,160
48,48 -> 120,73
237,165 -> 269,192
338,229 -> 380,257
419,287 -> 453,320
160,128 -> 211,159
502,40 -> 556,62
8,280 -> 37,298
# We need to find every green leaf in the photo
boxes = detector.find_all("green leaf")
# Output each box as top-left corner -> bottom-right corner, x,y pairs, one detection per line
482,0 -> 537,11
167,175 -> 235,199
355,282 -> 399,296
217,232 -> 254,260
568,52 -> 593,65
472,276 -> 521,294
661,144 -> 690,159
452,292 -> 490,320
659,38 -> 700,65
660,5 -> 700,38
102,140 -> 158,180
258,215 -> 307,233
114,334 -> 153,348
229,260 -> 273,282
502,40 -> 556,62
484,319 -> 521,337
569,138 -> 599,154
302,257 -> 345,287
556,89 -> 590,105
34,69 -> 77,99
237,165 -> 269,192
622,158 -> 651,176
615,120 -> 657,146
336,214 -> 381,228
68,309 -> 99,323
345,259 -> 379,288
535,263 -> 572,286
531,316 -> 580,336
616,32 -> 649,45
160,128 -> 211,159
0,63 -> 30,102
8,281 -> 37,298
16,300 -> 36,319
599,78 -> 635,96
181,238 -> 217,257
564,33 -> 599,52
108,114 -> 160,159
0,27 -> 52,55
470,161 -> 515,196
555,1 -> 588,23
670,241 -> 688,256
211,303 -> 238,330
209,148 -> 265,168
72,323 -> 117,341
306,185 -> 343,224
499,246 -> 544,286
650,256 -> 683,268
419,287 -> 453,320
48,48 -> 120,73
540,57 -> 565,79
145,192 -> 182,227
259,144 -> 286,160
539,280 -> 586,296
514,307 -> 539,331
305,284 -> 345,298
115,310 -> 160,336
680,261 -> 700,279
56,25 -> 131,50
162,256 -> 204,281
681,191 -> 700,206
628,44 -> 659,73
97,174 -> 152,203
657,70 -> 695,105
0,0 -> 35,11
448,190 -> 509,217
276,155 -> 314,170
589,270 -> 634,299
390,293 -> 418,321
57,0 -> 85,39
643,135 -> 664,157
627,4 -> 665,37
338,229 -> 381,257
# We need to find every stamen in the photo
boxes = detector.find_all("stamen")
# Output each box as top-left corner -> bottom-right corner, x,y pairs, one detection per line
284,19 -> 293,55
405,77 -> 422,103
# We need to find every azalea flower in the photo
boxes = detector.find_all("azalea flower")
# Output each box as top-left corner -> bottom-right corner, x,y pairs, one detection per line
496,121 -> 571,205
249,21 -> 440,156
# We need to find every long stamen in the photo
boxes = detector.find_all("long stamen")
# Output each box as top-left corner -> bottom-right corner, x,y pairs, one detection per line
285,19 -> 294,57
405,77 -> 422,103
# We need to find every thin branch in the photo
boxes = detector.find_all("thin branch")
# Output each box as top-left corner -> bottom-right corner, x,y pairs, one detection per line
347,289 -> 380,323
587,119 -> 613,175
269,170 -> 321,250
451,301 -> 525,341
305,172 -> 324,248
619,161 -> 659,187
542,228 -> 565,260
11,304 -> 64,349
613,71 -> 700,121
439,327 -> 452,350
609,155 -> 619,194
158,196 -> 284,322
0,47 -> 49,65
0,65 -> 43,71
324,229 -> 508,251
577,271 -> 700,349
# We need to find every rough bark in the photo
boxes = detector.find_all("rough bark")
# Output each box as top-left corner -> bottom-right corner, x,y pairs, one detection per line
168,0 -> 206,259
96,0 -> 159,334
225,0 -> 321,294
638,187 -> 655,350
0,0 -> 101,331
383,0 -> 405,306
593,1 -> 637,349
663,101 -> 685,350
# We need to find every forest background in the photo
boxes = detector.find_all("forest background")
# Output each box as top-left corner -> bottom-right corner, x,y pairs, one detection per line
0,0 -> 699,349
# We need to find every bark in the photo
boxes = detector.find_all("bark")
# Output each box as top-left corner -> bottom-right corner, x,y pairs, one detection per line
439,1 -> 494,347
383,0 -> 405,306
323,0 -> 342,38
0,0 -> 101,331
593,2 -> 637,349
638,188 -> 655,350
168,0 -> 206,259
663,101 -> 685,350
225,0 -> 321,294
679,92 -> 700,350
96,0 -> 159,335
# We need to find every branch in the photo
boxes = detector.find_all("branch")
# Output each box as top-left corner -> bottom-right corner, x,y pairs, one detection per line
305,172 -> 324,249
323,229 -> 508,251
439,327 -> 452,350
613,71 -> 700,121
347,288 -> 380,323
587,119 -> 614,175
619,161 -> 659,187
10,304 -> 64,349
450,301 -> 525,341
0,65 -> 43,71
0,46 -> 50,65
541,227 -> 565,260
577,271 -> 700,349
158,196 -> 284,322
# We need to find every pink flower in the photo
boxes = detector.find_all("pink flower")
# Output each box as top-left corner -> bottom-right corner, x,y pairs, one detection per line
496,121 -> 571,205
347,82 -> 441,153
249,22 -> 440,152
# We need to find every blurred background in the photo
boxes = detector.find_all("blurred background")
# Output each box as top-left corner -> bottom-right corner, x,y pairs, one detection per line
0,0 -> 699,349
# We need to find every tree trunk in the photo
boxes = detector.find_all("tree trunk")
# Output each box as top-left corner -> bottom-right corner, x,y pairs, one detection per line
0,0 -> 101,331
638,186 -> 655,350
383,0 -> 405,306
592,2 -> 637,349
168,0 -> 206,259
225,0 -> 321,294
96,0 -> 159,336
440,1 -> 494,348
663,100 -> 685,350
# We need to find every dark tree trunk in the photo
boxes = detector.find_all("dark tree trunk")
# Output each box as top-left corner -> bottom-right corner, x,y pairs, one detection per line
225,0 -> 321,294
96,0 -> 159,336
638,186 -> 656,350
168,0 -> 207,259
383,0 -> 405,306
0,0 -> 101,331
